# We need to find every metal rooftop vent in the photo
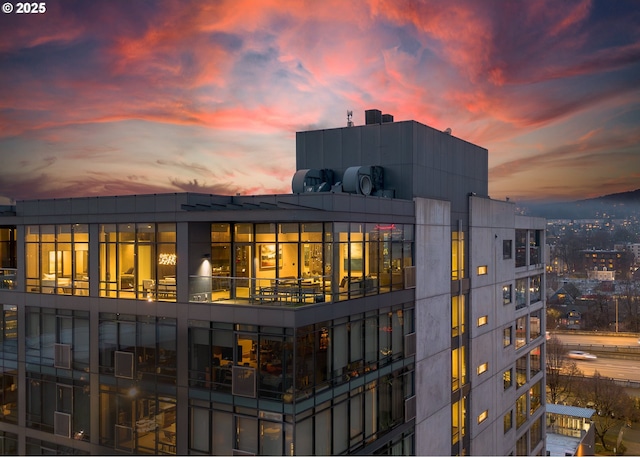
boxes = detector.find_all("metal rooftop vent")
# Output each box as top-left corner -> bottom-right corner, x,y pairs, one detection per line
292,169 -> 335,193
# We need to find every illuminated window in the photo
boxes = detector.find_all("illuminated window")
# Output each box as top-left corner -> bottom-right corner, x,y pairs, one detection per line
477,315 -> 488,327
452,346 -> 466,391
503,410 -> 512,433
502,284 -> 512,305
452,398 -> 466,444
477,265 -> 488,275
452,231 -> 465,280
477,362 -> 488,375
452,295 -> 465,337
516,393 -> 527,428
503,368 -> 512,390
477,410 -> 488,424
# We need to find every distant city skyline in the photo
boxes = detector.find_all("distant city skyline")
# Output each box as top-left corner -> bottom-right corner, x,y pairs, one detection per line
1,0 -> 639,204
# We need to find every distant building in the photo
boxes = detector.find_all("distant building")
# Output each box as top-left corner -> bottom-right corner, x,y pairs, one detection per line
580,249 -> 632,279
586,268 -> 615,281
546,404 -> 595,456
614,242 -> 640,266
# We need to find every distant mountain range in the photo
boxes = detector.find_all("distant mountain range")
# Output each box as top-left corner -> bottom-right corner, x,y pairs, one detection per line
519,189 -> 640,219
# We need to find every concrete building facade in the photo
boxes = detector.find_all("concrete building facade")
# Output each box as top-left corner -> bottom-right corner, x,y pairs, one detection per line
0,111 -> 545,455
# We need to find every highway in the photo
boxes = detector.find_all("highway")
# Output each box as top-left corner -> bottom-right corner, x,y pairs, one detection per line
571,357 -> 640,381
551,332 -> 639,348
552,332 -> 640,382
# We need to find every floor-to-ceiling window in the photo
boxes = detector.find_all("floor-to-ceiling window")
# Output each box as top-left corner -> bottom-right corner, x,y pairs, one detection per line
99,223 -> 176,300
187,305 -> 415,455
199,221 -> 413,305
25,224 -> 89,295
0,226 -> 16,290
24,307 -> 90,439
98,313 -> 177,453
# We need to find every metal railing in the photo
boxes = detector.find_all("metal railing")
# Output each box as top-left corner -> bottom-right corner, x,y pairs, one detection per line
188,275 -> 331,307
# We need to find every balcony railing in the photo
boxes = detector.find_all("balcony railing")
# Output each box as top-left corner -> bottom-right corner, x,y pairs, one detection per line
0,269 -> 17,290
188,272 -> 400,307
189,275 -> 331,307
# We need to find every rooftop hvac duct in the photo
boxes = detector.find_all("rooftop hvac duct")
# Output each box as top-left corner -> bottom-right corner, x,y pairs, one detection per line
292,169 -> 334,193
343,166 -> 373,195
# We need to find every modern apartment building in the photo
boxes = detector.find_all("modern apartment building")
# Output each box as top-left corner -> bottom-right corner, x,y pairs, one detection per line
0,110 -> 546,455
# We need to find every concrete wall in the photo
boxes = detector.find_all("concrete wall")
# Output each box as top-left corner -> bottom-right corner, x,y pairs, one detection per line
296,119 -> 488,226
414,197 -> 452,456
469,196 -> 519,455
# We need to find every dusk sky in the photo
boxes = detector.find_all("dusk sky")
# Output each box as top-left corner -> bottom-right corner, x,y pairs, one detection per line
1,0 -> 639,204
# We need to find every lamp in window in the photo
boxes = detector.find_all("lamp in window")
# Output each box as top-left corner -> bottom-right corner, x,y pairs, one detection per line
158,253 -> 177,265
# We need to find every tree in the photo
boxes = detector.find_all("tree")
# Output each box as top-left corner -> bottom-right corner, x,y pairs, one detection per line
574,371 -> 633,450
583,294 -> 611,330
546,308 -> 561,331
545,336 -> 583,404
612,227 -> 638,244
618,281 -> 640,332
553,231 -> 585,273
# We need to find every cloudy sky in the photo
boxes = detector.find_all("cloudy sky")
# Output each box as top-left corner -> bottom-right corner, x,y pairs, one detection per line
1,0 -> 639,204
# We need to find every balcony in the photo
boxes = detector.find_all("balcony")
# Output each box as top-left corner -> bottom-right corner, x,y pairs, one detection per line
189,275 -> 330,307
187,272 -> 400,307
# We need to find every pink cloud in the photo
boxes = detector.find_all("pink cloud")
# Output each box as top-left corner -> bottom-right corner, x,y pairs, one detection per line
1,0 -> 638,202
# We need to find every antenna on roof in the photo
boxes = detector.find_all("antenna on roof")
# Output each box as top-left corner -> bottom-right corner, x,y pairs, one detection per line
347,110 -> 354,127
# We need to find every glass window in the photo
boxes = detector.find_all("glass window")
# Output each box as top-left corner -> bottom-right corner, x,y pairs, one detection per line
452,397 -> 466,444
332,399 -> 348,454
503,410 -> 512,433
477,362 -> 488,375
529,310 -> 541,340
99,223 -> 176,301
516,393 -> 527,428
530,416 -> 543,449
0,225 -> 17,270
477,410 -> 488,424
517,430 -> 528,454
452,346 -> 466,391
98,313 -> 176,384
477,315 -> 488,327
452,295 -> 465,337
477,265 -> 488,275
503,284 -> 512,305
212,410 -> 233,455
530,275 -> 541,303
515,230 -> 527,268
503,368 -> 512,390
530,231 -> 542,265
530,380 -> 542,415
516,355 -> 527,388
350,391 -> 363,447
26,224 -> 89,296
515,317 -> 527,349
503,240 -> 512,259
452,231 -> 465,280
530,347 -> 541,378
515,278 -> 527,309
190,405 -> 210,453
503,326 -> 512,347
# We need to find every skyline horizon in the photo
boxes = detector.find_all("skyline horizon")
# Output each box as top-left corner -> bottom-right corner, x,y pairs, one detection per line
1,0 -> 639,204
